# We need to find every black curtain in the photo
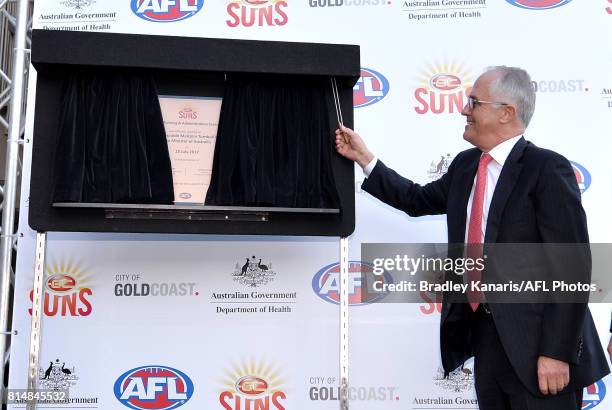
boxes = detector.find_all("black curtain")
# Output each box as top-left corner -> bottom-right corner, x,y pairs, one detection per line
205,75 -> 340,209
52,70 -> 174,204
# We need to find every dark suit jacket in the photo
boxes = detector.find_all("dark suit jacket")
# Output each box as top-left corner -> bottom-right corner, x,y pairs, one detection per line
362,137 -> 609,396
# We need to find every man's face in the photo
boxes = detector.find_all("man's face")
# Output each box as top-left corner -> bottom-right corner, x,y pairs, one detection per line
461,72 -> 506,150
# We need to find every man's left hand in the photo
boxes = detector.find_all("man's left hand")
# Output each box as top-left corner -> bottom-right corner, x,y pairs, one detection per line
537,356 -> 569,395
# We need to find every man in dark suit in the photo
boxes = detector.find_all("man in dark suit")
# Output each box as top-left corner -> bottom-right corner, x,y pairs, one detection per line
335,66 -> 609,409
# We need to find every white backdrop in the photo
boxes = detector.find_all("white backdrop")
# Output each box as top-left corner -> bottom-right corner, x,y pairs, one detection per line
8,1 -> 612,409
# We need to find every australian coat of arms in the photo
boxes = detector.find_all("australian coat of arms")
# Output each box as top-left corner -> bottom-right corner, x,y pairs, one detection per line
233,255 -> 276,287
39,359 -> 78,391
433,366 -> 474,393
61,0 -> 95,9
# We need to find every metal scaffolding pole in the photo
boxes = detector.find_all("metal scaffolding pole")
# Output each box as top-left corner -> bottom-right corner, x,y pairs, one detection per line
0,0 -> 31,399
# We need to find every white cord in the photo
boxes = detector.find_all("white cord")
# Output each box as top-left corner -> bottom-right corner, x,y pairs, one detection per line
330,77 -> 344,127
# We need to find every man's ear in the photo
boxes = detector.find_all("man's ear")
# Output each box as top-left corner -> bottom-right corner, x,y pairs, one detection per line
499,104 -> 517,124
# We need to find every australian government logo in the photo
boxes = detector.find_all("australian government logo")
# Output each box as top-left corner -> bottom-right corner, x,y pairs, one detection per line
233,255 -> 276,287
402,0 -> 486,21
40,359 -> 78,391
38,0 -> 116,31
413,366 -> 477,407
211,255 -> 296,315
427,153 -> 453,180
39,358 -> 99,406
60,0 -> 95,9
434,366 -> 474,393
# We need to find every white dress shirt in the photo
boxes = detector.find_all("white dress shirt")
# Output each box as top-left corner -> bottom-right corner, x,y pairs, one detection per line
363,156 -> 378,177
464,135 -> 523,242
361,134 -> 524,243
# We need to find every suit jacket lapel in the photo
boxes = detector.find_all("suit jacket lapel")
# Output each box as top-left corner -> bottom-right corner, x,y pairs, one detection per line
448,150 -> 480,244
484,137 -> 527,243
442,150 -> 479,324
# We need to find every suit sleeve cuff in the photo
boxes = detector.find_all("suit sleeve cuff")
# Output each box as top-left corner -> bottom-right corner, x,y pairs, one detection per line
539,344 -> 580,365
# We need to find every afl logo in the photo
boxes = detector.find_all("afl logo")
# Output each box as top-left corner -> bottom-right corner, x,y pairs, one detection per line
179,193 -> 192,199
312,261 -> 392,306
582,380 -> 606,409
505,0 -> 572,10
353,68 -> 389,108
430,74 -> 462,92
114,365 -> 194,410
131,0 -> 204,22
46,274 -> 77,293
570,161 -> 591,193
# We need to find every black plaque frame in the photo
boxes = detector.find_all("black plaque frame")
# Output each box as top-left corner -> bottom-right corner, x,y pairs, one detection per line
29,30 -> 359,236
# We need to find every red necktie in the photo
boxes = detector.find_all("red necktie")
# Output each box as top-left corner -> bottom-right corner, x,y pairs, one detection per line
467,153 -> 493,311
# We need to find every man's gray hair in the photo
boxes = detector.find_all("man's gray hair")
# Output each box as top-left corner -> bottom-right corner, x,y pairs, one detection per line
485,66 -> 536,128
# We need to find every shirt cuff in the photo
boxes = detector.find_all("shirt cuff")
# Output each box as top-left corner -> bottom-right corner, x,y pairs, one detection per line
363,157 -> 378,177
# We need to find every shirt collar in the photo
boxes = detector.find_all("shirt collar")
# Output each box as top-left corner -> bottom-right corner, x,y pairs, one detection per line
486,134 -> 523,166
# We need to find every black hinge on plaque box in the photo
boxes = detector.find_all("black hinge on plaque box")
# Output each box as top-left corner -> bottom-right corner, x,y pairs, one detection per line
29,30 -> 359,236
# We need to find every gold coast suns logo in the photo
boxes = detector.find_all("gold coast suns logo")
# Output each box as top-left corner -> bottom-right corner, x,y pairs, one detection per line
219,358 -> 287,409
414,61 -> 474,115
226,0 -> 288,27
29,258 -> 94,317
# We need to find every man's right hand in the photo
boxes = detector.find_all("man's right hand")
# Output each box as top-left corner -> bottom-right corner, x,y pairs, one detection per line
335,125 -> 374,169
